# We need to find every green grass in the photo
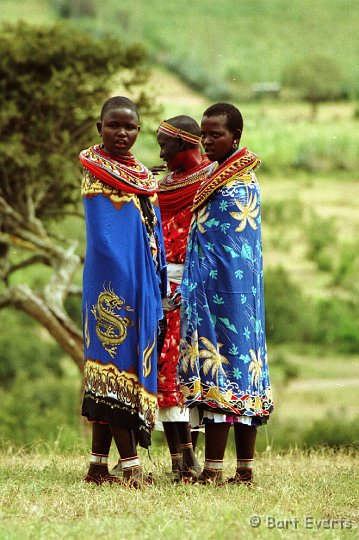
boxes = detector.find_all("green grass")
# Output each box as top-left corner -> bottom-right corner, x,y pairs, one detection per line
1,0 -> 359,99
277,350 -> 359,380
136,69 -> 359,177
0,447 -> 357,539
260,174 -> 359,298
89,0 -> 359,97
0,0 -> 55,24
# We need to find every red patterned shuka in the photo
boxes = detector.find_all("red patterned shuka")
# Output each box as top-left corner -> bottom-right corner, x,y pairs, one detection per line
157,152 -> 214,407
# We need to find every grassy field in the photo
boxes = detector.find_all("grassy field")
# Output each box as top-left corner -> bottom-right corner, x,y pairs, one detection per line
268,349 -> 359,418
69,0 -> 359,96
0,5 -> 358,538
0,447 -> 357,539
0,0 -> 55,24
1,0 -> 359,101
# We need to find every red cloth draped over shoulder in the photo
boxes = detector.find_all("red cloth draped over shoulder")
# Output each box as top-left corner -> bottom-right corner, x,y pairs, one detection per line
79,144 -> 157,195
157,154 -> 213,406
158,182 -> 200,218
158,156 -> 213,218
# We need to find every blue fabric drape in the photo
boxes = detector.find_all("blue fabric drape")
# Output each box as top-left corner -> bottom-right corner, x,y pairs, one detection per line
81,171 -> 166,447
179,157 -> 273,423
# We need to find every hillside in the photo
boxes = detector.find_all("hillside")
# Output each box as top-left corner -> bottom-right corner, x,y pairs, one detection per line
1,0 -> 359,97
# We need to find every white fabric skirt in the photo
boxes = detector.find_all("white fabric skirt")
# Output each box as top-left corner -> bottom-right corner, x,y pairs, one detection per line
157,405 -> 189,423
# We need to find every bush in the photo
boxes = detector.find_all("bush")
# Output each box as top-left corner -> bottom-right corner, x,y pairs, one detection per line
314,297 -> 359,353
269,352 -> 299,386
262,198 -> 304,227
331,241 -> 359,292
306,211 -> 337,270
265,266 -> 316,344
293,135 -> 358,172
282,54 -> 343,119
303,416 -> 359,449
0,309 -> 63,387
0,373 -> 81,448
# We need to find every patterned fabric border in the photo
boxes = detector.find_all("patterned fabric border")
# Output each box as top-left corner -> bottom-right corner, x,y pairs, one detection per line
192,148 -> 260,211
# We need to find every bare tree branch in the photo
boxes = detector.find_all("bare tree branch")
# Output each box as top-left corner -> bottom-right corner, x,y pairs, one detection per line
0,231 -> 38,251
1,284 -> 84,371
0,196 -> 24,226
43,242 -> 81,311
1,254 -> 50,280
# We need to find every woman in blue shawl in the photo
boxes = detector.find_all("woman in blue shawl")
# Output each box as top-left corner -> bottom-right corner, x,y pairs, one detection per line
80,96 -> 167,485
179,103 -> 273,485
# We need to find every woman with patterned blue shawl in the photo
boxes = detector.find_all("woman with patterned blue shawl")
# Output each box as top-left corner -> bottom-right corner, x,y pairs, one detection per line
80,96 -> 167,486
179,103 -> 273,485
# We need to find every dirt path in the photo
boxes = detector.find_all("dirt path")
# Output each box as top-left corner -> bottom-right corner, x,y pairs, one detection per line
147,68 -> 208,116
288,377 -> 359,391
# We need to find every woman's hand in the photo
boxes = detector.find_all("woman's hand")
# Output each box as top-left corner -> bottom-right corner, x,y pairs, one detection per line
162,287 -> 181,312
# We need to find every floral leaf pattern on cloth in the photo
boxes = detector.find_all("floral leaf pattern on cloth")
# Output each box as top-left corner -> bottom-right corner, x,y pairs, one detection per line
179,148 -> 273,422
230,192 -> 259,232
199,337 -> 230,384
156,157 -> 213,407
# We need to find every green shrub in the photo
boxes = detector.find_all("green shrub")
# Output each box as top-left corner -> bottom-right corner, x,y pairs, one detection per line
270,352 -> 299,385
0,373 -> 81,448
0,309 -> 63,386
293,134 -> 358,172
51,0 -> 95,19
265,266 -> 316,344
303,416 -> 359,449
331,241 -> 359,291
314,297 -> 359,353
282,54 -> 343,119
262,198 -> 304,229
306,211 -> 337,268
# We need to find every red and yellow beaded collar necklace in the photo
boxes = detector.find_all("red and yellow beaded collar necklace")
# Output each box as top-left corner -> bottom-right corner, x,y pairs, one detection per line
158,154 -> 214,218
79,144 -> 157,195
192,147 -> 260,211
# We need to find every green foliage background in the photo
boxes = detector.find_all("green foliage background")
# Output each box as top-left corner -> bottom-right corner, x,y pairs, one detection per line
0,21 -> 150,218
51,0 -> 359,99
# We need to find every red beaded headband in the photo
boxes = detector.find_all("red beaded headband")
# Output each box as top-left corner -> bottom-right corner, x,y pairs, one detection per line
157,121 -> 201,145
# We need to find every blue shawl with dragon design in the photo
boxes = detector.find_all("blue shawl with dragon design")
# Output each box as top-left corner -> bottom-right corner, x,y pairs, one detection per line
80,145 -> 167,448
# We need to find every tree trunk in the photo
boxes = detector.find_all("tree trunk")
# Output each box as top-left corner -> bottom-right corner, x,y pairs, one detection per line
1,284 -> 84,371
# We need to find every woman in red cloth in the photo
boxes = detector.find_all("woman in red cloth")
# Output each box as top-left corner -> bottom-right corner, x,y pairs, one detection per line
156,116 -> 215,480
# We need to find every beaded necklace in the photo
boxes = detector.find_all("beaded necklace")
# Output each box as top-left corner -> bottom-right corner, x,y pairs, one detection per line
192,148 -> 260,211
